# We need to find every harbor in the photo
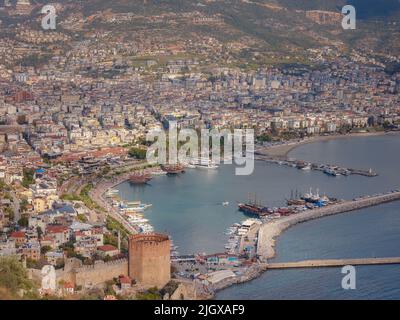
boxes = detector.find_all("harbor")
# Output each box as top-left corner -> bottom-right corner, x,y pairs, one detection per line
85,133 -> 400,299
86,134 -> 400,299
256,189 -> 400,261
255,153 -> 378,177
87,155 -> 400,299
92,164 -> 400,299
228,187 -> 400,262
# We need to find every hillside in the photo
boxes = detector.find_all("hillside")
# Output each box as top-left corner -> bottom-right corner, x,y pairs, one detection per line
1,0 -> 399,67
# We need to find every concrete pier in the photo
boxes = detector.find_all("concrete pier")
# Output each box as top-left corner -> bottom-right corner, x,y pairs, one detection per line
266,257 -> 400,269
254,154 -> 378,177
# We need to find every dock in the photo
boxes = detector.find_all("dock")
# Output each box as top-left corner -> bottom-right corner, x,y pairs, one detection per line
266,257 -> 400,269
254,153 -> 378,177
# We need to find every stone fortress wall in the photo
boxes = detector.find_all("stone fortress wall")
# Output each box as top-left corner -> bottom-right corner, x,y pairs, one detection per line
55,258 -> 128,287
29,233 -> 171,290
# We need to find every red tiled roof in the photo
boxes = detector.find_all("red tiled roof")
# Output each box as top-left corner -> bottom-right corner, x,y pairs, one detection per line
63,282 -> 74,289
119,276 -> 131,284
46,225 -> 68,234
10,231 -> 25,238
97,245 -> 118,252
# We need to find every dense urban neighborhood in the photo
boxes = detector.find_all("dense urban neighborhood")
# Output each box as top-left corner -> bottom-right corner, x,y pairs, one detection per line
0,0 -> 400,301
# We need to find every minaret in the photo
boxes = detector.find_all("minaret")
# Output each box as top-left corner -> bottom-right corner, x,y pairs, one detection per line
117,230 -> 121,252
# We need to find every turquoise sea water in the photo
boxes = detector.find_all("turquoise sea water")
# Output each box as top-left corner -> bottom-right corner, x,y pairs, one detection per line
117,133 -> 400,299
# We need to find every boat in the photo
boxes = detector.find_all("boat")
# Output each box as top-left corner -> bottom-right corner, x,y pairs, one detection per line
301,188 -> 322,203
189,157 -> 219,170
196,163 -> 219,169
161,164 -> 185,174
324,168 -> 340,176
287,198 -> 306,206
222,201 -> 229,206
129,171 -> 152,184
238,203 -> 270,216
238,193 -> 271,216
128,217 -> 149,224
119,201 -> 152,213
138,223 -> 154,233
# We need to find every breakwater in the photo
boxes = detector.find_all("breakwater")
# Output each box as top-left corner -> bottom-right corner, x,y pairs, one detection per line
266,257 -> 400,269
257,190 -> 400,261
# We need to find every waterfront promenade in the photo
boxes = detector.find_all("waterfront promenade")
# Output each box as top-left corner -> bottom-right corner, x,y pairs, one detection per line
257,190 -> 400,261
90,173 -> 137,234
89,163 -> 164,235
89,161 -> 150,235
266,257 -> 400,269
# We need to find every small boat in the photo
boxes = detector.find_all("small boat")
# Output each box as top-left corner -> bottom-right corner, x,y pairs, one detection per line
222,201 -> 229,206
106,189 -> 119,194
196,163 -> 219,169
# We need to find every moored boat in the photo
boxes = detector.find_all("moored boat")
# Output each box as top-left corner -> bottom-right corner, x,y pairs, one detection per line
129,171 -> 152,184
161,164 -> 185,174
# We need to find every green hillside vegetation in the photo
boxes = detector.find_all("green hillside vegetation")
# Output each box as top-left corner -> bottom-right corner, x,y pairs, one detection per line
0,256 -> 39,299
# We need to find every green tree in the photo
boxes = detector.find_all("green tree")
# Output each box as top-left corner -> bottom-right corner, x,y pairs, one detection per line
22,168 -> 35,188
40,245 -> 52,255
135,287 -> 161,300
257,133 -> 272,142
77,214 -> 88,223
20,199 -> 29,212
4,207 -> 14,221
18,215 -> 29,228
128,147 -> 147,160
0,256 -> 37,298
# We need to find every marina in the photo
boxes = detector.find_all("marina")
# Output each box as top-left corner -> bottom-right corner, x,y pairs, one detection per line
238,189 -> 338,218
255,153 -> 378,177
103,183 -> 182,258
189,157 -> 219,170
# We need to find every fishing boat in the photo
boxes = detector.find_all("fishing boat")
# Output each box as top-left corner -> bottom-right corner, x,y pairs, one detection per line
129,171 -> 152,184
